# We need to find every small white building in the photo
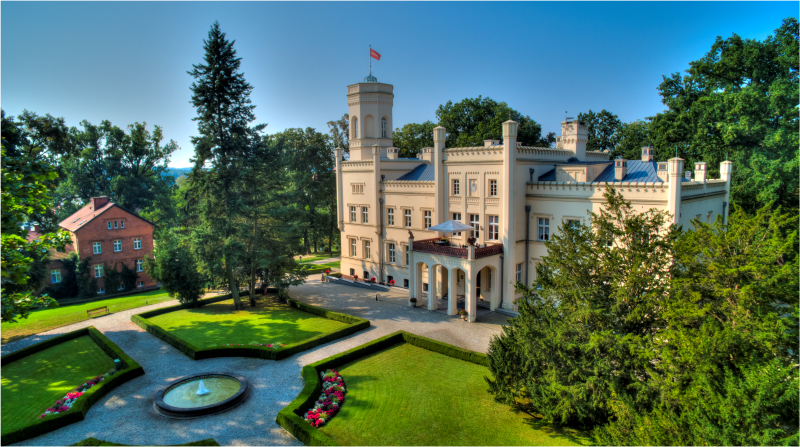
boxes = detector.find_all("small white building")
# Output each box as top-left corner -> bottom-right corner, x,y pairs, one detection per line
335,76 -> 733,321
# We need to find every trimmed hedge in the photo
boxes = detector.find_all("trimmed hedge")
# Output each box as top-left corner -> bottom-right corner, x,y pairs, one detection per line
130,293 -> 370,361
1,327 -> 145,445
73,437 -> 220,446
276,331 -> 489,446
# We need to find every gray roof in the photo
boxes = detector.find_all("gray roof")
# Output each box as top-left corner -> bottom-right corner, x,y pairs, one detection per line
396,163 -> 434,181
538,160 -> 687,183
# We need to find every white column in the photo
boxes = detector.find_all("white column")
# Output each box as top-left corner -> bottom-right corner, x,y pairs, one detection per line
720,160 -> 733,224
335,148 -> 344,230
448,268 -> 458,316
501,120 -> 518,311
428,265 -> 438,310
433,127 -> 446,233
465,263 -> 477,322
667,157 -> 684,225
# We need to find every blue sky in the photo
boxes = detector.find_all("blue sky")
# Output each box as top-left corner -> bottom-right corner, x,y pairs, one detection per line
2,2 -> 796,167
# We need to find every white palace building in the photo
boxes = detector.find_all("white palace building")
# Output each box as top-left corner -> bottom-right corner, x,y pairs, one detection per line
334,75 -> 733,321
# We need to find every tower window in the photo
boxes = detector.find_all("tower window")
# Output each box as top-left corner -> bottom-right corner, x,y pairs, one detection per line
353,117 -> 358,139
381,117 -> 387,138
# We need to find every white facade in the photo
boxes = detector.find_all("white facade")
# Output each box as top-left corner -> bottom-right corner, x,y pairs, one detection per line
335,77 -> 733,321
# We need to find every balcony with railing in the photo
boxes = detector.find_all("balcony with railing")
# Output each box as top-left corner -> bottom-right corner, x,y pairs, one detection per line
411,238 -> 503,259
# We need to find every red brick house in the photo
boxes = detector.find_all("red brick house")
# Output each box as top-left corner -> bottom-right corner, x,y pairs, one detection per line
31,196 -> 157,294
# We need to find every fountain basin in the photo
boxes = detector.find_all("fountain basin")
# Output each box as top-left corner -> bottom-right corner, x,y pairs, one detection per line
154,373 -> 249,418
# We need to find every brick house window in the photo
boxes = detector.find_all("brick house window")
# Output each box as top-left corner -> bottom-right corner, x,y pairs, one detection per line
98,287 -> 105,294
452,179 -> 460,195
388,243 -> 396,263
490,179 -> 497,196
120,221 -> 125,228
387,208 -> 394,226
93,242 -> 102,254
114,240 -> 122,252
424,211 -> 431,229
107,222 -> 112,230
118,283 -> 125,290
95,264 -> 103,278
538,218 -> 550,241
350,238 -> 357,257
134,238 -> 142,250
138,281 -> 145,287
114,221 -> 118,229
136,259 -> 144,272
350,206 -> 356,222
404,209 -> 411,227
51,269 -> 61,283
364,240 -> 371,259
488,215 -> 499,240
362,207 -> 368,224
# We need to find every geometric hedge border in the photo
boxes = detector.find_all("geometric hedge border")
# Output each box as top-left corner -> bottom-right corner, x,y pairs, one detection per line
0,326 -> 145,445
275,330 -> 490,446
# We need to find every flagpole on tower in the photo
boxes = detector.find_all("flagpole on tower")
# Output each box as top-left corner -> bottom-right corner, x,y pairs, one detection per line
369,45 -> 372,76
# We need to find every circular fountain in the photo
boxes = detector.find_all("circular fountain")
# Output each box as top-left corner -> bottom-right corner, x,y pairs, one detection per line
154,373 -> 249,418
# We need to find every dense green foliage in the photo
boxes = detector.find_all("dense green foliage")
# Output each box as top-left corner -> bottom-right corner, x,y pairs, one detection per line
487,188 -> 799,445
578,109 -> 622,153
391,120 -> 436,158
144,228 -> 204,306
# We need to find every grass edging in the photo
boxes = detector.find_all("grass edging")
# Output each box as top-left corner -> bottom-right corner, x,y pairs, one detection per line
0,327 -> 145,445
130,293 -> 370,361
73,437 -> 220,446
275,331 -> 489,446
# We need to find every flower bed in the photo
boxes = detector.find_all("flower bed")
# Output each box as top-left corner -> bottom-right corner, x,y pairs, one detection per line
303,369 -> 346,428
39,370 -> 116,419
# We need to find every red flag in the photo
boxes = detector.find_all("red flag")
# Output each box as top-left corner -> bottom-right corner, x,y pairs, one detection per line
370,48 -> 381,60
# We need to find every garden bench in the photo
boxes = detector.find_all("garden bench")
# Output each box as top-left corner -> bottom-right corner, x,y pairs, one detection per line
87,306 -> 109,317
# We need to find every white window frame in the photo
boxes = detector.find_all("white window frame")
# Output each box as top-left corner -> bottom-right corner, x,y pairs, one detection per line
452,179 -> 460,195
350,238 -> 357,257
107,222 -> 112,230
114,240 -> 122,252
134,238 -> 142,250
51,269 -> 61,284
424,210 -> 431,229
350,206 -> 357,223
364,240 -> 371,259
490,179 -> 497,196
119,283 -> 125,290
138,281 -> 145,288
470,214 -> 480,237
538,218 -> 550,241
114,221 -> 118,229
94,264 -> 103,278
362,206 -> 368,224
93,242 -> 101,254
136,259 -> 144,272
388,243 -> 396,263
488,215 -> 499,240
452,213 -> 462,236
404,209 -> 411,227
120,220 -> 125,229
98,287 -> 105,294
387,208 -> 394,226
516,263 -> 523,282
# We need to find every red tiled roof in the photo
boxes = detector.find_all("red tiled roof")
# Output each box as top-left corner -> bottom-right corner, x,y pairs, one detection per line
58,202 -> 116,232
26,229 -> 75,260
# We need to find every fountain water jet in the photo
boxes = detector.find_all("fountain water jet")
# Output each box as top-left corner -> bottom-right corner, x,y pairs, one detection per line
196,379 -> 210,395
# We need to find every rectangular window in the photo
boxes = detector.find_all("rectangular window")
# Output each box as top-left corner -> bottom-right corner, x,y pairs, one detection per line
364,240 -> 371,259
98,287 -> 105,294
350,206 -> 356,223
350,238 -> 357,257
363,270 -> 369,280
114,221 -> 118,229
490,179 -> 497,196
120,221 -> 125,229
405,248 -> 409,266
423,283 -> 428,292
349,268 -> 355,276
388,243 -> 396,263
107,222 -> 112,230
362,207 -> 368,224
95,264 -> 103,278
138,281 -> 145,287
404,209 -> 411,227
538,218 -> 550,241
488,215 -> 499,240
93,242 -> 101,254
452,213 -> 462,236
424,211 -> 431,229
136,259 -> 144,272
351,184 -> 364,194
119,283 -> 125,290
134,238 -> 142,250
387,208 -> 394,226
403,278 -> 409,288
452,179 -> 460,195
516,263 -> 523,282
51,269 -> 61,284
470,214 -> 480,237
114,240 -> 122,252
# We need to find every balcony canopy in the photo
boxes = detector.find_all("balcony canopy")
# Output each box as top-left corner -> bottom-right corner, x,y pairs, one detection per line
427,220 -> 474,234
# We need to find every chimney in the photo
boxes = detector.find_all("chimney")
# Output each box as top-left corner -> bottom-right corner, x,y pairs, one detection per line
419,147 -> 433,162
656,162 -> 669,182
641,146 -> 654,162
92,196 -> 109,209
387,147 -> 399,160
694,162 -> 707,183
614,158 -> 627,181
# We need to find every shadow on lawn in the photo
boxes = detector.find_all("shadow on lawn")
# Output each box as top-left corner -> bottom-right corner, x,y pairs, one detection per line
510,405 -> 594,445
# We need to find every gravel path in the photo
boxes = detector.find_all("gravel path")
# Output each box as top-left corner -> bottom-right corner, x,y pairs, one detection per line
8,278 -> 505,446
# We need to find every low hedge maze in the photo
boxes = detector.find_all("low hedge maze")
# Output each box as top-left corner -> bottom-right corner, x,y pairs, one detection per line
130,291 -> 370,361
0,327 -> 145,445
275,331 -> 490,446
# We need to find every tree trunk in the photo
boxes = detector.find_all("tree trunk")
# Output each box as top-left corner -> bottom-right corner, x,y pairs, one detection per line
249,190 -> 258,307
224,183 -> 243,310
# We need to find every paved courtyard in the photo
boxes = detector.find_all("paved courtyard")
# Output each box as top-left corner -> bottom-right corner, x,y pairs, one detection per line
4,278 -> 508,446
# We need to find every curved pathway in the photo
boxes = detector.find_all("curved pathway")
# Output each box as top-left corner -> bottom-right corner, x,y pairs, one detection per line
8,279 -> 506,446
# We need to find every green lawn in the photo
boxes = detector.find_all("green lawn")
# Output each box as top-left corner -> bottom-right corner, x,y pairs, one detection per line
318,343 -> 591,446
1,336 -> 116,435
1,289 -> 176,344
297,252 -> 341,264
146,296 -> 350,348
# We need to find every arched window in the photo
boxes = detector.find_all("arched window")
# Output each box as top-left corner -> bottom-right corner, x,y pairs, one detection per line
353,117 -> 358,139
381,117 -> 387,138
